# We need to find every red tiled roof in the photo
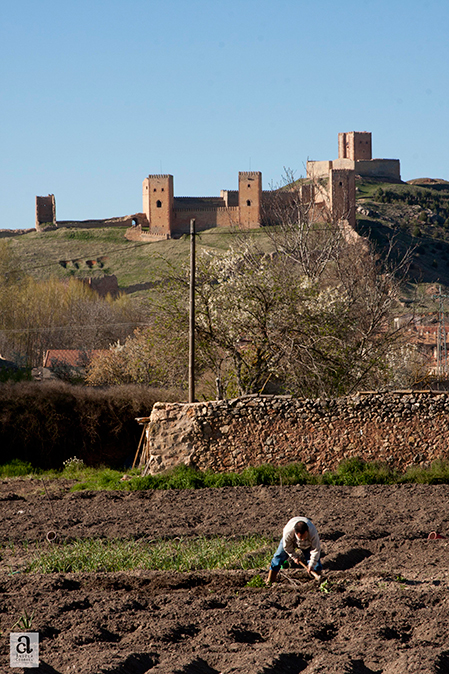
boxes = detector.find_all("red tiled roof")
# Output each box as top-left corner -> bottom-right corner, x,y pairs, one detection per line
43,349 -> 105,368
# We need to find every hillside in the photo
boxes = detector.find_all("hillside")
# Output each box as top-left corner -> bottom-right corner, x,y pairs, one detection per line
5,178 -> 449,312
4,226 -> 273,302
355,176 -> 449,307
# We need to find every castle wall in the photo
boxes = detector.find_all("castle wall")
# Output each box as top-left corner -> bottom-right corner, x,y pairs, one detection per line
56,214 -> 148,229
309,158 -> 401,182
354,159 -> 401,180
138,392 -> 449,476
0,229 -> 35,238
172,207 -> 240,234
220,190 -> 239,207
306,160 -> 332,179
125,226 -> 169,242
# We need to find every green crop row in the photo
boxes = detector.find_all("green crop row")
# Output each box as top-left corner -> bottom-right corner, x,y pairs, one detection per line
9,536 -> 273,574
2,456 -> 449,488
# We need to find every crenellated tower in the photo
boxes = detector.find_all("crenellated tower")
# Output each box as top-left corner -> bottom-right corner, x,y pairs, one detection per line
142,174 -> 174,236
338,131 -> 372,161
238,172 -> 262,228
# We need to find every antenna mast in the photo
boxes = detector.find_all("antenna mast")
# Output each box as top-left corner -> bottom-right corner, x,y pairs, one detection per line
433,285 -> 449,378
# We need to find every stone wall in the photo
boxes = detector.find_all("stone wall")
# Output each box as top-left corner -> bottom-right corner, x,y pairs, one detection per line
0,229 -> 35,238
52,214 -> 147,231
171,206 -> 240,234
139,392 -> 449,475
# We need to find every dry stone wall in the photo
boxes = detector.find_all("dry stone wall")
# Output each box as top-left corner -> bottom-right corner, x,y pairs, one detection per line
140,392 -> 449,475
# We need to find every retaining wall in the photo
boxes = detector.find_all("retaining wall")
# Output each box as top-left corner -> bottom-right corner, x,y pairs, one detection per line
139,392 -> 449,475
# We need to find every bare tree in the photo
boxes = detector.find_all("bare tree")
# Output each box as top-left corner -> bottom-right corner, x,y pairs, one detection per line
144,175 -> 413,398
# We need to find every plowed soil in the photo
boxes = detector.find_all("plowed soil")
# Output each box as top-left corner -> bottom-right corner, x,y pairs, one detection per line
1,479 -> 448,673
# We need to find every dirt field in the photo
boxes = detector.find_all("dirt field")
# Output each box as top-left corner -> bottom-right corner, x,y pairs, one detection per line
1,478 -> 448,673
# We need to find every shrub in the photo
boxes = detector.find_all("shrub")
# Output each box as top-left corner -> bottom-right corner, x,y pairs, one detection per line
321,457 -> 397,486
0,381 -> 181,469
0,459 -> 35,477
400,459 -> 449,485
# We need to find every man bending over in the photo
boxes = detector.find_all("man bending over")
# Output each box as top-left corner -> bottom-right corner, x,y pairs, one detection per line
267,516 -> 322,585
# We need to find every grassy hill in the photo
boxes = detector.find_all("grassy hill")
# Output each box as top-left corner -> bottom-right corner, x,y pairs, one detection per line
355,176 -> 449,310
6,226 -> 272,300
6,177 -> 449,312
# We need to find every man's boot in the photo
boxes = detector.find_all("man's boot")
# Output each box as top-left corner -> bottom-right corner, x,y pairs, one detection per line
266,568 -> 278,586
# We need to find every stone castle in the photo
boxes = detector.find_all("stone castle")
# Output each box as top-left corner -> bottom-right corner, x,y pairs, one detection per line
36,132 -> 400,239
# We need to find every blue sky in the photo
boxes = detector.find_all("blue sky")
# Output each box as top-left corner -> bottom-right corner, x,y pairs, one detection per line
1,0 -> 448,228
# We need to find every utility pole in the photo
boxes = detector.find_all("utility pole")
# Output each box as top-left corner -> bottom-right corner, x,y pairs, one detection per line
189,219 -> 196,402
433,285 -> 449,378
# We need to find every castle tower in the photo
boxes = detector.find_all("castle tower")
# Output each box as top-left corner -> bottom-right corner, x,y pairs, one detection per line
35,194 -> 56,230
238,172 -> 262,228
338,132 -> 372,161
142,175 -> 174,236
329,168 -> 356,229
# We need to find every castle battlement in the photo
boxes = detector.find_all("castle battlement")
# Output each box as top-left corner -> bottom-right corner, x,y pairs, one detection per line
174,206 -> 239,213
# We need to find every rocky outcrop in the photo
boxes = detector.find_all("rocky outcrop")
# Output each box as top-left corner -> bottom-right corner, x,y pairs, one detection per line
139,392 -> 449,475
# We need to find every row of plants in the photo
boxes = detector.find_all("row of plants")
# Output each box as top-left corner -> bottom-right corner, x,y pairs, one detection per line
2,456 -> 449,488
9,535 -> 273,574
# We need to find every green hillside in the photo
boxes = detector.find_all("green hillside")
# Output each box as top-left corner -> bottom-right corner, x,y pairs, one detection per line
355,177 -> 449,292
6,177 -> 449,311
6,226 -> 272,300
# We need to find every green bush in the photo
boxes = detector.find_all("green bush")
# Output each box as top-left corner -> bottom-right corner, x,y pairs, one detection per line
0,367 -> 32,383
400,459 -> 449,485
278,462 -> 313,485
0,459 -> 36,477
321,457 -> 397,486
240,464 -> 280,486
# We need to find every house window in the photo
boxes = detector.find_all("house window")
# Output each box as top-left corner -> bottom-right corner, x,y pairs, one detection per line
156,200 -> 162,208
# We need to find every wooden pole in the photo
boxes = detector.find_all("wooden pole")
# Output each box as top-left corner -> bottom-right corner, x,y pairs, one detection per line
189,219 -> 196,403
132,425 -> 146,469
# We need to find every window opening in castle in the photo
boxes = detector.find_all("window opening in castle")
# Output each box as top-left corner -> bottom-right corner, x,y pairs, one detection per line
156,200 -> 162,208
246,200 -> 251,206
